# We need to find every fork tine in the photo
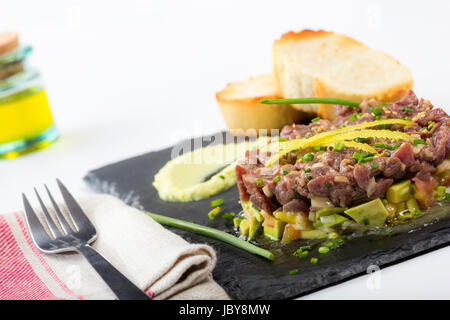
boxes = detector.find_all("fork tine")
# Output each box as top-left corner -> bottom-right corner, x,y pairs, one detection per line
56,179 -> 95,233
22,193 -> 53,246
44,184 -> 74,234
34,188 -> 63,238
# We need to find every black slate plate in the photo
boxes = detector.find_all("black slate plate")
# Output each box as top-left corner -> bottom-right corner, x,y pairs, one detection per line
84,132 -> 450,300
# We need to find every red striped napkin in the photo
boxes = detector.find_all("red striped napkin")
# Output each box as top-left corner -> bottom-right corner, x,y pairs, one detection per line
0,195 -> 229,300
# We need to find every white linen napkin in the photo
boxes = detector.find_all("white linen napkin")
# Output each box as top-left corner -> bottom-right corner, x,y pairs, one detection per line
0,194 -> 229,300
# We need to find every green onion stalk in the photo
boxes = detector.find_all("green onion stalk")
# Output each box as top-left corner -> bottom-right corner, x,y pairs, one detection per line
260,97 -> 361,108
144,212 -> 275,261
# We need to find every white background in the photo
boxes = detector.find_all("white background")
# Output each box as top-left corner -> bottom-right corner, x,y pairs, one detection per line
1,0 -> 449,299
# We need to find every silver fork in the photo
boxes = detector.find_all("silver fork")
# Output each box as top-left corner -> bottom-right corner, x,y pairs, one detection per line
22,179 -> 151,300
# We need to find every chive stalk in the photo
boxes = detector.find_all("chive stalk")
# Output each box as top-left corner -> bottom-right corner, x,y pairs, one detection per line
260,97 -> 361,108
144,212 -> 275,261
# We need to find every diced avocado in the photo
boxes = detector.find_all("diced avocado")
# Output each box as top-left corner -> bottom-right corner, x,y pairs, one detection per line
406,197 -> 420,215
281,224 -> 302,244
384,202 -> 397,217
247,217 -> 261,241
396,202 -> 406,214
254,210 -> 264,222
344,198 -> 388,226
241,201 -> 262,241
386,180 -> 412,204
300,230 -> 328,239
319,214 -> 348,227
434,186 -> 447,201
281,225 -> 327,243
273,210 -> 310,229
233,217 -> 243,228
263,215 -> 286,240
239,219 -> 249,236
315,207 -> 347,220
397,208 -> 413,221
273,210 -> 298,224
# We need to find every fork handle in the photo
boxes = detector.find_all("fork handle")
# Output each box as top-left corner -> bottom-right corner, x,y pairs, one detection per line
77,244 -> 151,300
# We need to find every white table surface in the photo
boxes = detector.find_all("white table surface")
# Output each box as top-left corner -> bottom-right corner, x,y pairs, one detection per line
1,0 -> 449,299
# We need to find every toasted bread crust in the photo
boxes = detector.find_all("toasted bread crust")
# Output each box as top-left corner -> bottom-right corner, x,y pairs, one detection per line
275,29 -> 364,48
273,29 -> 413,120
216,75 -> 306,135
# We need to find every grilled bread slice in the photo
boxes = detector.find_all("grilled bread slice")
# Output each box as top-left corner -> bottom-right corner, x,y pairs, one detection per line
216,74 -> 306,136
273,30 -> 413,119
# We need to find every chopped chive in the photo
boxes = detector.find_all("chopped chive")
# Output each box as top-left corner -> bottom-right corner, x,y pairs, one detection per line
362,156 -> 374,163
278,137 -> 288,142
298,251 -> 309,259
289,269 -> 299,275
293,246 -> 311,259
413,139 -> 425,145
313,146 -> 326,151
325,182 -> 332,188
349,114 -> 357,121
374,142 -> 398,150
401,106 -> 412,113
305,132 -> 313,139
208,207 -> 221,220
303,153 -> 314,162
293,192 -> 300,199
310,258 -> 319,264
352,152 -> 361,161
371,163 -> 379,170
256,177 -> 263,187
219,175 -> 225,180
444,193 -> 450,200
318,246 -> 330,254
375,115 -> 381,121
372,107 -> 382,115
358,112 -> 364,117
304,168 -> 311,173
325,241 -> 334,248
273,175 -> 280,183
311,117 -> 321,123
223,212 -> 235,220
362,218 -> 370,225
368,107 -> 373,113
341,124 -> 347,128
385,228 -> 393,234
356,137 -> 369,143
307,174 -> 313,181
334,142 -> 345,152
282,170 -> 289,175
333,238 -> 344,247
210,198 -> 224,208
428,121 -> 435,130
